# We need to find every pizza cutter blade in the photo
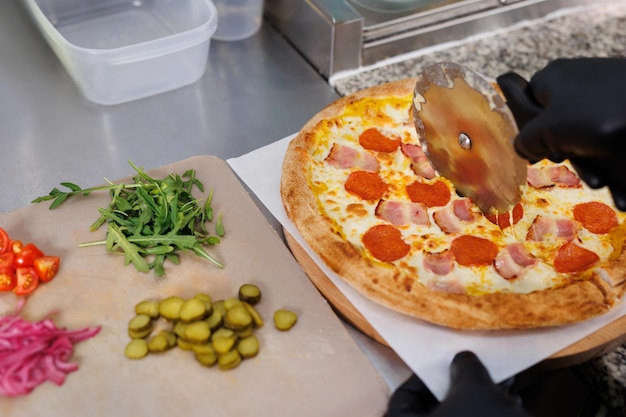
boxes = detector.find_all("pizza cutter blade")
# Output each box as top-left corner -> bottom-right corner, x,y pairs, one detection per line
412,62 -> 527,214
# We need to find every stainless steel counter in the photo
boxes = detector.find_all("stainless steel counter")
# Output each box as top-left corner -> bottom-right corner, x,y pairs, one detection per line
0,0 -> 339,214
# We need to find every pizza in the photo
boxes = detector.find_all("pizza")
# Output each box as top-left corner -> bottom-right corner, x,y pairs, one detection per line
280,78 -> 626,330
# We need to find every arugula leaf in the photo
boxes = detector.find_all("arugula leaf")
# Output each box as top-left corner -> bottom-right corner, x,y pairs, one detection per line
60,182 -> 82,192
35,160 -> 224,275
106,223 -> 150,273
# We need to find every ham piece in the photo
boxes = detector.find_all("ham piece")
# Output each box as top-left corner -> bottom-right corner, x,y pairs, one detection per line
527,165 -> 581,188
400,143 -> 436,179
494,243 -> 538,279
375,200 -> 430,226
527,215 -> 580,241
433,199 -> 475,233
325,143 -> 379,172
423,250 -> 454,276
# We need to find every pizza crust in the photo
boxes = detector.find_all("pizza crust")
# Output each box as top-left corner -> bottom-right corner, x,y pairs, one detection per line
280,79 -> 626,330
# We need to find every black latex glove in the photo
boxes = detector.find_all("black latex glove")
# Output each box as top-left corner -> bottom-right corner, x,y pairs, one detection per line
496,57 -> 626,210
385,351 -> 532,417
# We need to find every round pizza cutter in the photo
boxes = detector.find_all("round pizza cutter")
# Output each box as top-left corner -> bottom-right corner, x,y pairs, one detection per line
412,62 -> 527,214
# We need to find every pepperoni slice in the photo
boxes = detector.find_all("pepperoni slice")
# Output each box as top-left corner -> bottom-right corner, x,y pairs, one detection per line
449,235 -> 498,267
359,128 -> 401,152
405,180 -> 451,207
573,201 -> 618,234
362,224 -> 410,262
553,242 -> 600,273
485,203 -> 524,229
345,171 -> 388,200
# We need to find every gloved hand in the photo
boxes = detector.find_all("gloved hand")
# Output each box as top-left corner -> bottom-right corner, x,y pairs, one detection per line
496,57 -> 626,210
385,351 -> 532,417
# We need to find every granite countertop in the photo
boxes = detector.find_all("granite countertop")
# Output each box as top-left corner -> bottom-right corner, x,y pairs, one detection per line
332,0 -> 626,94
331,0 -> 626,414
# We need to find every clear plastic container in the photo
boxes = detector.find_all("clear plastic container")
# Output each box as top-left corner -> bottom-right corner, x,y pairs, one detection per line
24,0 -> 218,105
213,0 -> 263,41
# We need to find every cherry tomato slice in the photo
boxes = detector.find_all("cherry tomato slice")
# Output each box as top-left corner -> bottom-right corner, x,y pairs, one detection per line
11,240 -> 23,254
0,228 -> 10,254
15,243 -> 45,267
14,267 -> 40,296
0,252 -> 16,272
33,256 -> 60,283
0,267 -> 17,292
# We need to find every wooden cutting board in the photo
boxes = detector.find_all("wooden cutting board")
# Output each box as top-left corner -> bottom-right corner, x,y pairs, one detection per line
0,156 -> 389,417
284,232 -> 626,370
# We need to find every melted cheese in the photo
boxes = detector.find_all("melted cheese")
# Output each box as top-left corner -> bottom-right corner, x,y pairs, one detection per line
307,94 -> 626,295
